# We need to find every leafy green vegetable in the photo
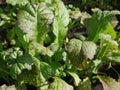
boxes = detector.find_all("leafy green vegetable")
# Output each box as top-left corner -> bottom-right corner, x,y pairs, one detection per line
66,39 -> 84,68
85,9 -> 120,42
67,71 -> 81,86
106,52 -> 120,62
51,16 -> 67,50
82,41 -> 97,60
17,69 -> 41,88
98,75 -> 120,90
67,39 -> 82,55
29,41 -> 53,56
18,2 -> 54,43
1,0 -> 120,89
96,33 -> 118,59
73,33 -> 86,41
77,77 -> 91,90
103,23 -> 116,39
49,77 -> 73,90
14,26 -> 29,53
8,54 -> 33,78
50,0 -> 69,50
6,0 -> 29,6
40,61 -> 52,83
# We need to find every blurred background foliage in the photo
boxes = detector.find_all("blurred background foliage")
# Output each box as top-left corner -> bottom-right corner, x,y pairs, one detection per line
63,0 -> 120,10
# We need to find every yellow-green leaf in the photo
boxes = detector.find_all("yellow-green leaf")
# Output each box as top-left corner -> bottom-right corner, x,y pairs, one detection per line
49,77 -> 73,90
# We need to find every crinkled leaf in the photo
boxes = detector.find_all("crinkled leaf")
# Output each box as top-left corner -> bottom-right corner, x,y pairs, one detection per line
77,77 -> 91,90
67,39 -> 82,55
80,12 -> 91,25
51,17 -> 67,49
58,0 -> 69,26
18,2 -> 54,43
70,10 -> 81,19
98,75 -> 120,90
85,9 -> 120,42
49,77 -> 73,90
66,39 -> 87,69
8,54 -> 33,78
67,71 -> 81,86
6,0 -> 29,6
30,42 -> 53,56
50,0 -> 69,50
82,41 -> 97,60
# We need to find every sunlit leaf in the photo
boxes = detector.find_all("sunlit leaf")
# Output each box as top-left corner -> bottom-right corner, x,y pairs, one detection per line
98,75 -> 120,90
66,39 -> 84,69
66,39 -> 89,69
49,0 -> 69,50
67,71 -> 81,86
0,84 -> 16,90
85,9 -> 120,42
52,16 -> 67,49
97,34 -> 119,58
6,0 -> 29,6
40,85 -> 49,90
67,39 -> 82,55
107,52 -> 120,62
18,2 -> 54,43
58,0 -> 69,26
82,41 -> 97,60
30,41 -> 53,56
49,77 -> 73,90
103,23 -> 116,39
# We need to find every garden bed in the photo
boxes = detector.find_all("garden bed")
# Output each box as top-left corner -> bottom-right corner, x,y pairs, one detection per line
0,0 -> 120,90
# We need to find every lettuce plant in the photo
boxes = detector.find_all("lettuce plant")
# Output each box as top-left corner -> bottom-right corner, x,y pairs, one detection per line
0,0 -> 120,90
